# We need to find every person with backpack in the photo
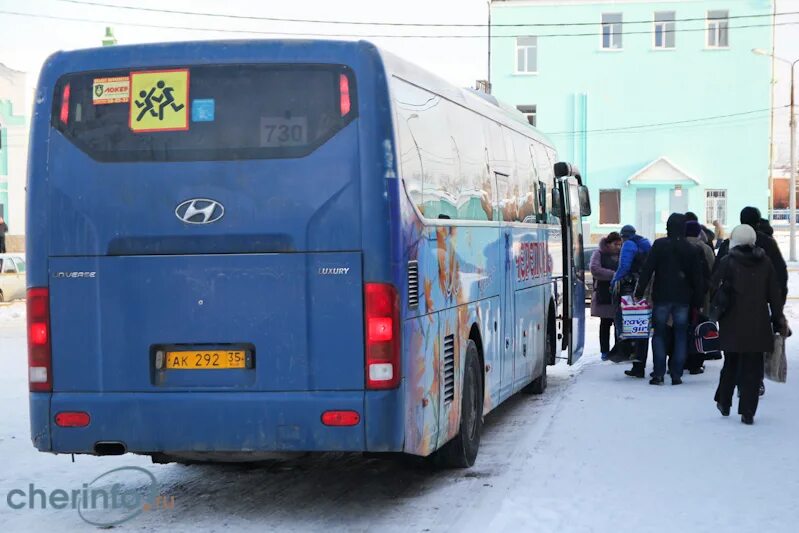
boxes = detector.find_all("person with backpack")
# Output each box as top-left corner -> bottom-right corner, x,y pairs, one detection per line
634,213 -> 703,385
712,224 -> 788,424
591,232 -> 622,361
610,225 -> 652,377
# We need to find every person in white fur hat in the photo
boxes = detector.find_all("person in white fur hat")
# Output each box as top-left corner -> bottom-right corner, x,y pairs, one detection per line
711,224 -> 788,425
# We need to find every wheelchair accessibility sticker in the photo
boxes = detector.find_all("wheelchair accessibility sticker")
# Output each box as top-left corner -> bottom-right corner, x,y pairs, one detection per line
129,69 -> 189,132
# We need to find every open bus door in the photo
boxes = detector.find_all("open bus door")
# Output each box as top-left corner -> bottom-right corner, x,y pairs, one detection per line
554,163 -> 592,365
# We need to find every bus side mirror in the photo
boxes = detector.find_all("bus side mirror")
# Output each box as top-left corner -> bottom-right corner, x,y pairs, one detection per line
578,186 -> 591,217
554,162 -> 572,178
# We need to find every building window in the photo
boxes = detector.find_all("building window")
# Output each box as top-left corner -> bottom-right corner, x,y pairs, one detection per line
516,105 -> 537,126
706,189 -> 727,225
599,189 -> 621,224
601,13 -> 623,49
516,37 -> 538,73
654,11 -> 676,48
707,10 -> 729,48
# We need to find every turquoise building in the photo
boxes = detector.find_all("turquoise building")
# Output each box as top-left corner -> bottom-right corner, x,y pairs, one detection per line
490,0 -> 774,241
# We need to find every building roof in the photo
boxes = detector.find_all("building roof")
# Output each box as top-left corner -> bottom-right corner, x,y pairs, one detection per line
626,156 -> 700,186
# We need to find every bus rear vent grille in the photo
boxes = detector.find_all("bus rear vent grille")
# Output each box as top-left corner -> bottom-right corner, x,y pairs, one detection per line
408,261 -> 419,309
443,334 -> 455,403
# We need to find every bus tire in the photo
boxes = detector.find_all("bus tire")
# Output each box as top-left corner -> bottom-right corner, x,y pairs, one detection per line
435,341 -> 483,468
525,315 -> 554,394
526,358 -> 547,395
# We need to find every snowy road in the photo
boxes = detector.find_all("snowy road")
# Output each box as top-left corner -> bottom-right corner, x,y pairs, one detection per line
1,300 -> 799,532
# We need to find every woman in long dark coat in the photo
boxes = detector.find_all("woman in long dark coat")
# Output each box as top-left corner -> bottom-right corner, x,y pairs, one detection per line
590,232 -> 622,360
712,224 -> 787,425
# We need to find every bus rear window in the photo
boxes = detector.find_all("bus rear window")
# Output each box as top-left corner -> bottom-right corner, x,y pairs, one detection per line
52,64 -> 357,162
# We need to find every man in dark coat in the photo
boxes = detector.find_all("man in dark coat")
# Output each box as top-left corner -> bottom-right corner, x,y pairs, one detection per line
712,224 -> 787,424
716,206 -> 787,303
635,213 -> 703,385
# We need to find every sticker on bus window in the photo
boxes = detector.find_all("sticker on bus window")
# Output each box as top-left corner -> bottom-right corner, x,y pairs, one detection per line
260,117 -> 308,147
92,76 -> 130,105
129,69 -> 189,133
191,99 -> 215,122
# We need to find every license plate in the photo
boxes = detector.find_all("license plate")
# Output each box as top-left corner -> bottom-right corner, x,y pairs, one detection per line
164,350 -> 248,370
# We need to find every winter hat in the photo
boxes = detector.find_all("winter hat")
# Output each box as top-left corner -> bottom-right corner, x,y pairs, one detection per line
729,224 -> 756,249
740,206 -> 762,228
685,220 -> 702,238
620,225 -> 636,238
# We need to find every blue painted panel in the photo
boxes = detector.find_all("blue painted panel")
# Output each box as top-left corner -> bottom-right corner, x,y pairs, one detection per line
49,253 -> 364,392
49,391 -> 366,453
29,394 -> 51,452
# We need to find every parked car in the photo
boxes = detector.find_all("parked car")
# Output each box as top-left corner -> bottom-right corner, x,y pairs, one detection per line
583,245 -> 598,304
0,254 -> 27,302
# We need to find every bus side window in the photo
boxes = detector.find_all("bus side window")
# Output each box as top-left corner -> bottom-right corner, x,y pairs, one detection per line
537,181 -> 548,223
551,188 -> 562,221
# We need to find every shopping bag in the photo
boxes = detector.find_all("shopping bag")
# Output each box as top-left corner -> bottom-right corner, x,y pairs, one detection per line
620,296 -> 652,340
764,334 -> 787,383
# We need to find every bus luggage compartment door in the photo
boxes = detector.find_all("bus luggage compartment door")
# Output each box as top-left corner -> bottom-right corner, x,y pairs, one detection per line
48,253 -> 365,393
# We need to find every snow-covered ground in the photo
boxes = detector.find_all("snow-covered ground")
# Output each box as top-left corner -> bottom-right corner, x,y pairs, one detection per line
1,297 -> 799,532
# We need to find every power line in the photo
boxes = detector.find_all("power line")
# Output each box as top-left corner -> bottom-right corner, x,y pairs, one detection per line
3,9 -> 799,39
547,105 -> 788,136
55,0 -> 799,29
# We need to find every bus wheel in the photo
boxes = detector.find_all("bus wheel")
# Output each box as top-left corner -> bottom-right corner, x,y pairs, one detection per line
525,316 -> 553,395
435,341 -> 483,468
526,358 -> 547,395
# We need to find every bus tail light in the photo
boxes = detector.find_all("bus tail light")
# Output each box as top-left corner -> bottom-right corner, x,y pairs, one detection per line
28,288 -> 53,392
59,83 -> 71,125
55,412 -> 90,428
321,410 -> 360,427
339,73 -> 351,117
364,283 -> 400,390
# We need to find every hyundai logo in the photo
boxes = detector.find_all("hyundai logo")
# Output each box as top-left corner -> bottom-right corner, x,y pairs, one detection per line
175,199 -> 225,225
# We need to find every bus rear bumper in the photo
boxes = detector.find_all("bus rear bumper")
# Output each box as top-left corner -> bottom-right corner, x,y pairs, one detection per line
40,391 -> 384,455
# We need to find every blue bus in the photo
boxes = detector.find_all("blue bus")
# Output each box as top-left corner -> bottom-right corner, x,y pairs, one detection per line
27,40 -> 589,467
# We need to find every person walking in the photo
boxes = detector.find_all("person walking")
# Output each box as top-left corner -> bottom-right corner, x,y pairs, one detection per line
685,220 -> 715,312
610,225 -> 652,377
0,216 -> 7,254
634,213 -> 703,385
712,224 -> 787,425
591,232 -> 622,360
684,220 -> 715,374
716,207 -> 787,303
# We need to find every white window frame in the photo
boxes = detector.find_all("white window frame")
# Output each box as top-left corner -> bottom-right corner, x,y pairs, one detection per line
600,13 -> 623,50
515,36 -> 538,74
516,105 -> 537,127
706,10 -> 729,49
705,189 -> 728,225
653,11 -> 676,49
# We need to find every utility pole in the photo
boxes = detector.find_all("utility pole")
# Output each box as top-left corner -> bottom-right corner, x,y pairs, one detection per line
487,1 -> 492,93
754,48 -> 798,261
790,59 -> 797,261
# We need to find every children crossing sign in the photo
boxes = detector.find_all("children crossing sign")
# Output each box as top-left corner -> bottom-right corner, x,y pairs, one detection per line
129,69 -> 189,132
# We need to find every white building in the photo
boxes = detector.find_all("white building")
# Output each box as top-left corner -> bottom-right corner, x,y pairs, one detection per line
0,62 -> 28,249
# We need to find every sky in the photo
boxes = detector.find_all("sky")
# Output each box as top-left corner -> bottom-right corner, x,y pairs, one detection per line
0,0 -> 798,165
